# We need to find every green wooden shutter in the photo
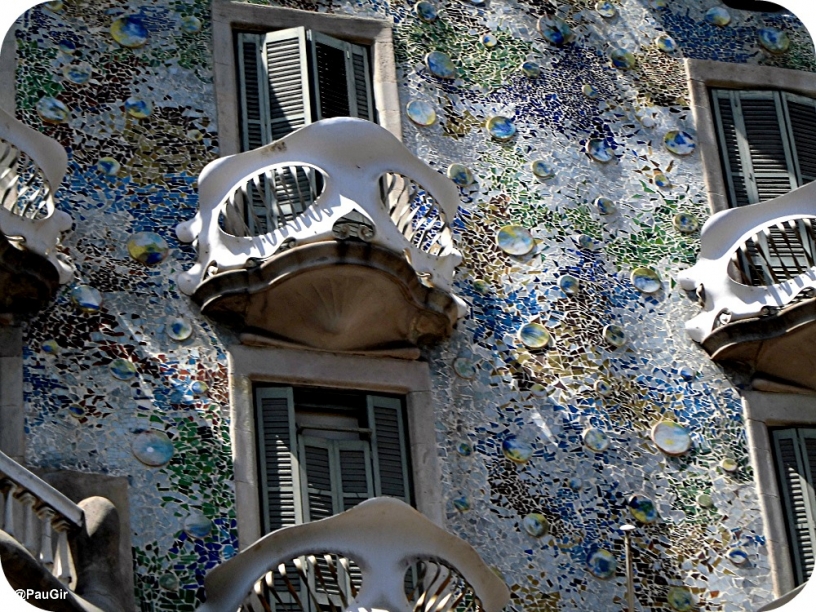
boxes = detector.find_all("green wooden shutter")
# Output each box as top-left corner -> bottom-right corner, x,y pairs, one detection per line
799,430 -> 816,583
309,31 -> 373,121
713,89 -> 753,207
772,428 -> 816,585
337,441 -> 374,511
740,91 -> 798,203
259,28 -> 317,234
237,32 -> 272,151
349,44 -> 374,121
712,90 -> 798,206
300,438 -> 336,522
298,437 -> 373,519
238,28 -> 311,147
236,29 -> 315,235
261,27 -> 312,140
298,438 -> 372,607
783,92 -> 816,185
255,387 -> 303,533
367,395 -> 412,502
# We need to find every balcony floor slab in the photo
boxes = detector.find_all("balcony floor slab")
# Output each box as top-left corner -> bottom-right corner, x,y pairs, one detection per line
192,240 -> 460,354
702,296 -> 816,392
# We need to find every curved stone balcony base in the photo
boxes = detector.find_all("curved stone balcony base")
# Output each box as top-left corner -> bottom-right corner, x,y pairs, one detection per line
192,241 -> 461,355
0,231 -> 61,320
702,296 -> 816,393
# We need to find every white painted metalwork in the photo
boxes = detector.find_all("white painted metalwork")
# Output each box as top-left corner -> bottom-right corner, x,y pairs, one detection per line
197,497 -> 510,612
679,181 -> 816,342
0,105 -> 73,283
176,117 -> 465,312
0,449 -> 84,584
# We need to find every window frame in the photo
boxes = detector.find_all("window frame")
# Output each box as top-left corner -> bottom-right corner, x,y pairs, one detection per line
228,344 -> 443,549
769,426 -> 816,586
686,59 -> 816,213
212,0 -> 401,158
742,389 -> 816,596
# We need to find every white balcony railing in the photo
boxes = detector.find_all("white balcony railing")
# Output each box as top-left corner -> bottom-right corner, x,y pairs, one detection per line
0,105 -> 73,284
196,497 -> 510,612
0,449 -> 84,585
679,181 -> 816,342
176,117 -> 465,313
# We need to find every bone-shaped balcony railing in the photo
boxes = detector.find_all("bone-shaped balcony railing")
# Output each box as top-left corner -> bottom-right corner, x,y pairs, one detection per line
176,118 -> 463,301
0,105 -> 73,284
196,497 -> 510,612
679,181 -> 816,343
0,449 -> 84,585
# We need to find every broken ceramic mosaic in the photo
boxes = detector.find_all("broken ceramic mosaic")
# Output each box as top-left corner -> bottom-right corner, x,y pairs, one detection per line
13,0 -> 816,610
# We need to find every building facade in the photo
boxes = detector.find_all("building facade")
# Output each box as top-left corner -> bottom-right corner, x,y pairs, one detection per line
2,0 -> 816,610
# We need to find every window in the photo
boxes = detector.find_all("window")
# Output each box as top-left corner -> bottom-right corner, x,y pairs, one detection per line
212,1 -> 400,158
711,89 -> 816,208
742,390 -> 816,596
212,2 -> 398,235
771,427 -> 816,586
254,385 -> 412,533
685,60 -> 816,214
232,27 -> 374,234
253,385 -> 414,612
709,86 -> 816,284
227,345 -> 442,549
236,27 -> 373,151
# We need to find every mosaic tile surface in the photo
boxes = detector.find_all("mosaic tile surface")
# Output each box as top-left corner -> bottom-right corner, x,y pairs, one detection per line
13,0 -> 816,610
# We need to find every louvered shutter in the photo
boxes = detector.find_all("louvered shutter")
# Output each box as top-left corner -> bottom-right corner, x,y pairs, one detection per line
799,430 -> 816,583
238,28 -> 311,146
713,89 -> 753,207
300,438 -> 336,522
783,92 -> 816,185
262,28 -> 312,140
740,91 -> 798,202
349,45 -> 374,121
237,32 -> 272,151
255,387 -> 303,533
713,89 -> 816,283
298,438 -> 373,518
337,441 -> 374,511
309,31 -> 373,121
236,29 -> 314,235
334,442 -> 371,600
772,428 -> 816,585
298,438 -> 371,608
254,387 -> 305,612
236,32 -> 272,235
713,90 -> 798,206
367,395 -> 412,502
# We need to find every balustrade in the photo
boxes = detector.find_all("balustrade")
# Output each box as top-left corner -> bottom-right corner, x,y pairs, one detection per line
176,117 -> 463,300
0,450 -> 83,586
197,498 -> 508,612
